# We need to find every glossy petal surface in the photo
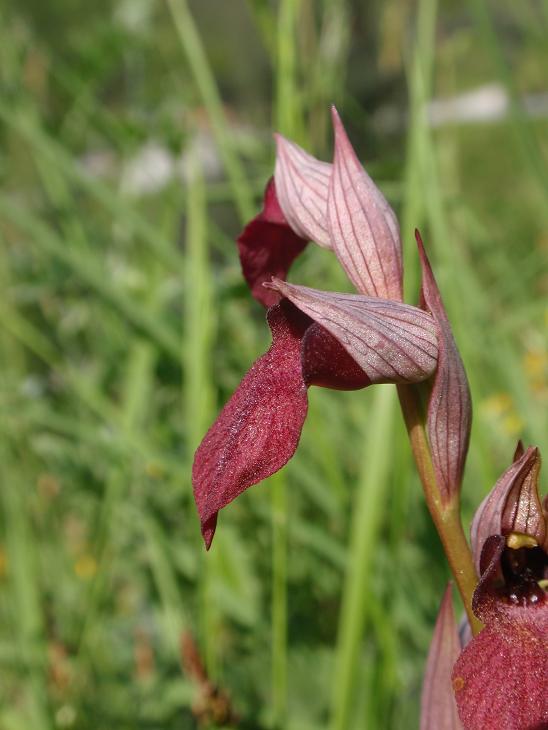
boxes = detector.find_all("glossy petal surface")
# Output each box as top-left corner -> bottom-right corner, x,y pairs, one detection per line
421,585 -> 463,730
268,279 -> 438,384
237,178 -> 308,307
327,107 -> 402,299
192,301 -> 311,547
416,231 -> 472,505
274,135 -> 332,248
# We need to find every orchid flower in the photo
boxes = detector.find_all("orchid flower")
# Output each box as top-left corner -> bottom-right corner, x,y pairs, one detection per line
451,445 -> 548,730
192,108 -> 443,548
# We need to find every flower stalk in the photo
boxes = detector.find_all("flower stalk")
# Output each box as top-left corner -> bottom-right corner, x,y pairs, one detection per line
397,384 -> 481,635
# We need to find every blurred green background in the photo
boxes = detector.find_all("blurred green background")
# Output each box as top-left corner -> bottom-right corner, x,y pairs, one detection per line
0,0 -> 546,728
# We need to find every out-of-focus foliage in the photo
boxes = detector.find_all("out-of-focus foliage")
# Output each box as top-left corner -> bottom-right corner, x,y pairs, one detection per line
0,0 -> 546,728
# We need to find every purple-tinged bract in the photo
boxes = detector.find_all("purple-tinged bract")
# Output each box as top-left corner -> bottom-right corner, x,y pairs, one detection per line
420,585 -> 463,730
416,230 -> 472,505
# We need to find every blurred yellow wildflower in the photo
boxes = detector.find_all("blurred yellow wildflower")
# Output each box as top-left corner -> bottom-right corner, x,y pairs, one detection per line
522,347 -> 547,398
480,393 -> 524,437
145,462 -> 165,479
0,546 -> 7,578
74,555 -> 97,580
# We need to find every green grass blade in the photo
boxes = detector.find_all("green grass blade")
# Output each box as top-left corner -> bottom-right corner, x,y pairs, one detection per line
165,0 -> 254,221
329,385 -> 396,730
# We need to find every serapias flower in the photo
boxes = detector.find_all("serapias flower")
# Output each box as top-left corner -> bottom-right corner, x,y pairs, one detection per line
451,445 -> 548,730
192,108 -> 441,548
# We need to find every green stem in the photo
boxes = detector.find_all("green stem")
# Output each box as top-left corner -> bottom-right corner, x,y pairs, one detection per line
397,385 -> 482,635
271,473 -> 288,728
276,0 -> 303,138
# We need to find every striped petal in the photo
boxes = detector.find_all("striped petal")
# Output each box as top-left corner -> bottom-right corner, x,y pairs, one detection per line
274,134 -> 332,248
470,446 -> 545,574
267,279 -> 438,384
420,585 -> 463,730
327,106 -> 403,299
417,232 -> 472,506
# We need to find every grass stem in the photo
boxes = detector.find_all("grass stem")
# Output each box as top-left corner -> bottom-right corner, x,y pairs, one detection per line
330,386 -> 396,730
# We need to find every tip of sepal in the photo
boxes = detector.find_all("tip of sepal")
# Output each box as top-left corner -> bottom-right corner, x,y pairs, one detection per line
330,104 -> 342,126
513,439 -> 525,462
330,104 -> 353,160
201,515 -> 217,550
327,107 -> 403,300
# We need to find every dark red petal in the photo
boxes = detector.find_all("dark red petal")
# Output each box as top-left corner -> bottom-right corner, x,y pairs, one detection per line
237,178 -> 308,307
301,323 -> 371,390
416,230 -> 472,505
420,584 -> 463,730
452,599 -> 548,730
192,301 -> 311,548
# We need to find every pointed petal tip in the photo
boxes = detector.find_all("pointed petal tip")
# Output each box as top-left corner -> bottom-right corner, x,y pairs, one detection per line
330,104 -> 342,126
202,528 -> 214,551
327,107 -> 403,299
197,507 -> 217,550
330,105 -> 351,151
273,131 -> 288,151
513,439 -> 525,461
415,229 -> 430,262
